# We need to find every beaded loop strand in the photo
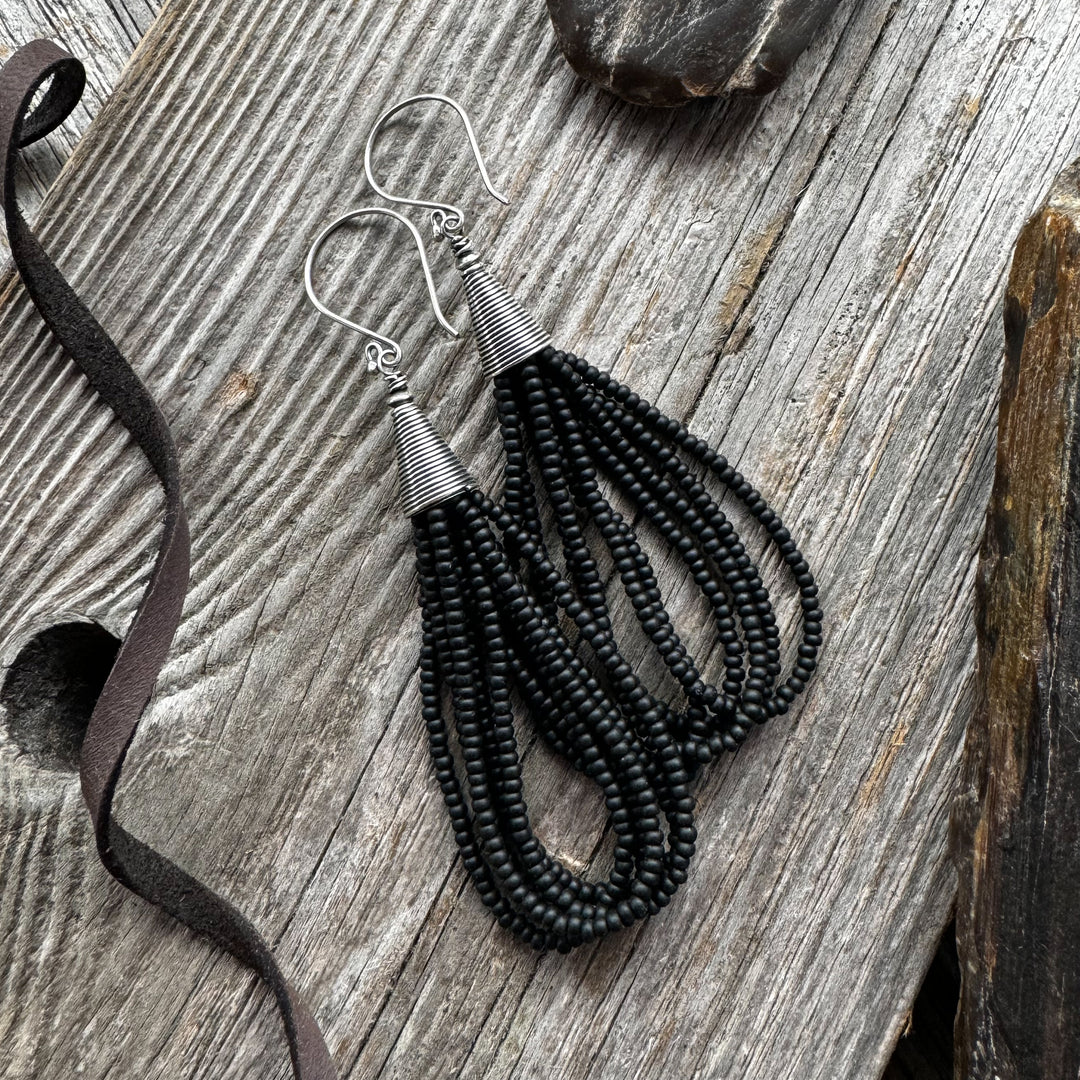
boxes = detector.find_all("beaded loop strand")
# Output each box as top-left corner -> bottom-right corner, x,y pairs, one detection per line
416,489 -> 698,952
492,347 -> 821,773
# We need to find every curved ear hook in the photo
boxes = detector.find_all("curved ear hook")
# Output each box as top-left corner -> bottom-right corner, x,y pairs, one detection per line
304,206 -> 458,375
364,94 -> 508,238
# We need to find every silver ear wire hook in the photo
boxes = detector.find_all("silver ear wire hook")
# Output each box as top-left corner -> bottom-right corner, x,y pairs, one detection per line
304,204 -> 474,516
364,94 -> 509,240
365,98 -> 551,379
304,205 -> 458,379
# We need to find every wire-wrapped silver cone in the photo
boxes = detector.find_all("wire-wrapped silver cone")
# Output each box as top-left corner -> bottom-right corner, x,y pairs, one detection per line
388,386 -> 474,517
449,233 -> 551,379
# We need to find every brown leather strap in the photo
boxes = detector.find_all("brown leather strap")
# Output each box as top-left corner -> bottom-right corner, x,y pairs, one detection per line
0,40 -> 336,1080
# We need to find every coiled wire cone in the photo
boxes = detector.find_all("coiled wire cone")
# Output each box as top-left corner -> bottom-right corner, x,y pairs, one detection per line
449,233 -> 551,379
388,381 -> 474,517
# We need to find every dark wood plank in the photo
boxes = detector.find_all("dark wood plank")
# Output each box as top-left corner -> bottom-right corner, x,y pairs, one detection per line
952,159 -> 1080,1080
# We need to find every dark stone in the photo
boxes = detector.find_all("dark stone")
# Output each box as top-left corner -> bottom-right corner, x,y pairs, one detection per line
546,0 -> 842,106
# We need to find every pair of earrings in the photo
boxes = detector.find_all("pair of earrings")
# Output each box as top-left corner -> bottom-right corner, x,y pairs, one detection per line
306,209 -> 693,950
305,96 -> 821,952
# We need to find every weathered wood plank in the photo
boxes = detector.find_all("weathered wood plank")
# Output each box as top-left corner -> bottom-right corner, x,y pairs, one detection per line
1,0 -> 1078,1078
952,160 -> 1080,1080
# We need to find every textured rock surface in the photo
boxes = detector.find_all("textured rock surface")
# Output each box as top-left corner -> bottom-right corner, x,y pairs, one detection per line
952,160 -> 1080,1080
546,0 -> 843,105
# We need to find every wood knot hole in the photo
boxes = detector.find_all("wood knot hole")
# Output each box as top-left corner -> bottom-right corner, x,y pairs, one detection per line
2,622 -> 120,773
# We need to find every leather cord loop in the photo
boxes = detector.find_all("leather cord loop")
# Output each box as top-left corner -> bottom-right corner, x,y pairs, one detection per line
0,40 -> 336,1080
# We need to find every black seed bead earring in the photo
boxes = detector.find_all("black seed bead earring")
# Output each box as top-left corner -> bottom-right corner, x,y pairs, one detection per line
306,206 -> 699,951
364,97 -> 822,776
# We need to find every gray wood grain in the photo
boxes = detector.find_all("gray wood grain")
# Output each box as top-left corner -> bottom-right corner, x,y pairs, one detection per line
1,0 -> 1078,1078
